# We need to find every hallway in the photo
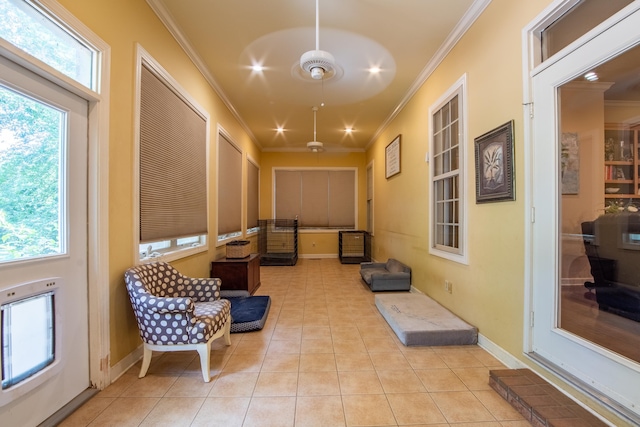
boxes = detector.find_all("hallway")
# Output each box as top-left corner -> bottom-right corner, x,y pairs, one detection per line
61,258 -> 529,426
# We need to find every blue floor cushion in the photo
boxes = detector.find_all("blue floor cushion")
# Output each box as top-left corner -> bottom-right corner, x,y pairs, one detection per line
221,291 -> 271,333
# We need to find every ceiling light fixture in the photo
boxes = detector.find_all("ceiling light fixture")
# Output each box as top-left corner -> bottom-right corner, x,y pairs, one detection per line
306,106 -> 325,152
300,0 -> 335,80
584,71 -> 599,81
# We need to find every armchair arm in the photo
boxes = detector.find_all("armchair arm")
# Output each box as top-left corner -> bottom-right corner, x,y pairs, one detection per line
139,294 -> 195,314
360,262 -> 386,270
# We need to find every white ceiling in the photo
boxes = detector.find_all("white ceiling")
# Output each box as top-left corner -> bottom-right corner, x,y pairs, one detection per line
148,0 -> 486,152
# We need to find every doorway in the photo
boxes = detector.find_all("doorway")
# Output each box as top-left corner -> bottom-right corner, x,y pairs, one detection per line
0,54 -> 90,425
529,5 -> 640,421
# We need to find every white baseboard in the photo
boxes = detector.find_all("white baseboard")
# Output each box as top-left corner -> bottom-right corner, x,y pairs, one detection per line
298,254 -> 338,259
477,334 -> 527,369
109,344 -> 143,384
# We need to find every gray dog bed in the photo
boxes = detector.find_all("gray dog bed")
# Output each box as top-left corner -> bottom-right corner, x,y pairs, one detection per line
375,293 -> 477,346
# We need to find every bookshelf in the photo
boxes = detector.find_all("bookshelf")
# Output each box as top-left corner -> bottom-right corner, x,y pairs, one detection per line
604,126 -> 639,204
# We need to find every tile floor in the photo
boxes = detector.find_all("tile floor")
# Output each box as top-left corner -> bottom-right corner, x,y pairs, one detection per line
61,258 -> 531,427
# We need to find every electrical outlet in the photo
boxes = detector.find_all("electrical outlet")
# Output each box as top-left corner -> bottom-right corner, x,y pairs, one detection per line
444,280 -> 453,293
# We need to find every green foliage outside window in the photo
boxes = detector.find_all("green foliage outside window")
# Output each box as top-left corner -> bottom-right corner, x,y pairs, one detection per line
0,86 -> 61,261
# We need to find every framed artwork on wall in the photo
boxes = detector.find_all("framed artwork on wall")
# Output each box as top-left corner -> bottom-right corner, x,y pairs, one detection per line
474,121 -> 515,203
385,134 -> 401,179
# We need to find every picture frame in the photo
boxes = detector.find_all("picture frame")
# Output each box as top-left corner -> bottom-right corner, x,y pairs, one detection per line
474,120 -> 515,203
385,134 -> 401,179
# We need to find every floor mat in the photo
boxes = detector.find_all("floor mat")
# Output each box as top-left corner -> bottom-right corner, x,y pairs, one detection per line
375,293 -> 477,346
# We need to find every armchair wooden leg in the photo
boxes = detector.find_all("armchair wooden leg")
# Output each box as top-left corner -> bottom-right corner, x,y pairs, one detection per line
196,342 -> 212,382
139,345 -> 153,379
223,317 -> 231,346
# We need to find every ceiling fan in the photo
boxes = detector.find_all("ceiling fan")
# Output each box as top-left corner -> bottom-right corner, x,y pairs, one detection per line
307,106 -> 325,152
300,0 -> 336,80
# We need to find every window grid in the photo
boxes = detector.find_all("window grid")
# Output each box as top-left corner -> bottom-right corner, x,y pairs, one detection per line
432,93 -> 462,254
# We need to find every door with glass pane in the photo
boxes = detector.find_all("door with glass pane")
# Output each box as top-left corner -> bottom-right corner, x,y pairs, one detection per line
531,7 -> 640,419
0,55 -> 89,425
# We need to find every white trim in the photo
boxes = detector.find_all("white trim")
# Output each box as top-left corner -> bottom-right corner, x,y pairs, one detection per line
427,74 -> 469,265
109,345 -> 143,384
477,334 -> 527,370
298,254 -> 338,259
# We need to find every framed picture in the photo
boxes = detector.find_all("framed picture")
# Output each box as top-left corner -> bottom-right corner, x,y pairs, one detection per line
474,121 -> 515,203
385,134 -> 401,179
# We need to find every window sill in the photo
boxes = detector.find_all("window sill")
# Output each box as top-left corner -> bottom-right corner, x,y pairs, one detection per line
139,244 -> 207,264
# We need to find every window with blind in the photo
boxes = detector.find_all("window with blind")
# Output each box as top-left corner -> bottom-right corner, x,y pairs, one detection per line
274,169 -> 356,229
429,76 -> 467,264
247,159 -> 259,234
217,132 -> 243,242
137,58 -> 208,261
366,163 -> 374,234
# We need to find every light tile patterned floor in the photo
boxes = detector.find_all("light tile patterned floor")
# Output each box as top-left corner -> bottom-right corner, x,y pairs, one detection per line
61,258 -> 531,427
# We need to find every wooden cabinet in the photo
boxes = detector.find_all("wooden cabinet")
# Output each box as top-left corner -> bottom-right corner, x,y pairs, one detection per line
604,127 -> 640,204
210,253 -> 261,294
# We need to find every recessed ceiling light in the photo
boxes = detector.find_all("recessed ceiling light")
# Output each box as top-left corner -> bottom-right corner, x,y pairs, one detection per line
584,71 -> 598,81
368,66 -> 381,74
276,126 -> 284,133
345,127 -> 353,134
252,64 -> 265,72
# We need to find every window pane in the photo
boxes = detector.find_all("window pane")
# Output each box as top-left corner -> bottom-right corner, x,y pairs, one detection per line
443,124 -> 451,150
433,110 -> 442,133
434,131 -> 443,154
2,292 -> 55,389
0,85 -> 63,262
0,0 -> 95,89
451,147 -> 459,170
542,0 -> 633,61
450,96 -> 458,121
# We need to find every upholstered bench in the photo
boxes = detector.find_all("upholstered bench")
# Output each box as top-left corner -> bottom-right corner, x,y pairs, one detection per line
360,258 -> 411,291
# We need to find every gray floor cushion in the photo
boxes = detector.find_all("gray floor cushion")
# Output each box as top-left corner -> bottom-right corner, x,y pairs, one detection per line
375,293 -> 478,346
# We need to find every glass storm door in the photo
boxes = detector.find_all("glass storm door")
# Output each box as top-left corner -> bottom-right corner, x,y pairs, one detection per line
531,7 -> 640,420
0,54 -> 89,426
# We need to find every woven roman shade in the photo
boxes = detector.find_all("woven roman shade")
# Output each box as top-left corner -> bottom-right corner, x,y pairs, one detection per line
217,134 -> 242,236
247,159 -> 259,230
274,169 -> 355,228
275,170 -> 301,220
139,64 -> 207,242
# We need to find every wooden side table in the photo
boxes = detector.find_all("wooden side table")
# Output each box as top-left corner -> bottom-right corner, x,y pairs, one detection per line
210,253 -> 261,294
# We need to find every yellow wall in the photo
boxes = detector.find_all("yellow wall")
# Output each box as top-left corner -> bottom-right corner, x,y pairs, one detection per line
41,2 -> 629,422
57,0 -> 260,366
259,151 -> 368,256
366,0 -> 552,359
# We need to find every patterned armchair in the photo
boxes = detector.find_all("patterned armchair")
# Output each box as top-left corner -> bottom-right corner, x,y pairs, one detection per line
124,262 -> 231,382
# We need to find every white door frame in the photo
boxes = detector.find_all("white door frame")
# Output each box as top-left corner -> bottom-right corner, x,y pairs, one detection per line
522,0 -> 640,422
0,0 -> 112,391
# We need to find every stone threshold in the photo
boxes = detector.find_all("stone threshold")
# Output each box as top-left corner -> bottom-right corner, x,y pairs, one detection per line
489,369 -> 607,427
